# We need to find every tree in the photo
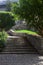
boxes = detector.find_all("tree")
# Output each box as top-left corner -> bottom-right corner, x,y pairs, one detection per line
13,0 -> 43,36
6,0 -> 12,11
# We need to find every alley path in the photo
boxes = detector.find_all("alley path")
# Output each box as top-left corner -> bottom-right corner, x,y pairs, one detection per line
0,54 -> 43,65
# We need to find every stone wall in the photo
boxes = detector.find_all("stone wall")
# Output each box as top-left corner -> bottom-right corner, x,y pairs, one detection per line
27,34 -> 43,55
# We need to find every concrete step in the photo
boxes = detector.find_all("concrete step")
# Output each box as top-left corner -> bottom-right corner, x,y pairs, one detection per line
1,36 -> 38,54
1,46 -> 37,54
4,46 -> 36,48
2,44 -> 38,54
1,52 -> 37,54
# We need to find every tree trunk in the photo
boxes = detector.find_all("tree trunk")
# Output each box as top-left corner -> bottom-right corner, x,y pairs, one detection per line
39,30 -> 43,37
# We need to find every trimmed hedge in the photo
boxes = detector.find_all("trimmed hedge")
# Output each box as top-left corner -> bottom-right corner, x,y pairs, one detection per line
0,11 -> 15,31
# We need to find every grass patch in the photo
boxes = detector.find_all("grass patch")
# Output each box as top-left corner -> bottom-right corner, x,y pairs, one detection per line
14,30 -> 38,35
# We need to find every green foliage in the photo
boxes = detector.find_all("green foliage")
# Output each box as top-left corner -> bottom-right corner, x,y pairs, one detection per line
0,31 -> 8,51
12,2 -> 22,20
6,0 -> 12,11
13,0 -> 43,35
0,30 -> 8,42
0,11 -> 15,30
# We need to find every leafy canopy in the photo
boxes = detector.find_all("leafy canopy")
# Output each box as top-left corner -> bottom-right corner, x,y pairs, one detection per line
13,0 -> 43,35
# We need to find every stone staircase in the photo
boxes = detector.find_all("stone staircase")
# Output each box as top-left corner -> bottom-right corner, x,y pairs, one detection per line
1,36 -> 38,54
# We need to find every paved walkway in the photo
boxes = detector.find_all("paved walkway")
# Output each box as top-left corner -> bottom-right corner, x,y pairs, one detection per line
0,54 -> 43,65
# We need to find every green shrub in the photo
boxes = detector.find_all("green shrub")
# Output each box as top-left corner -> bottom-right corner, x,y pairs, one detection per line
0,30 -> 8,51
0,11 -> 15,31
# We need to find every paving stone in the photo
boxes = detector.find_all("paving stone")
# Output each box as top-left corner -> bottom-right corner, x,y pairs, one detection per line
0,54 -> 43,65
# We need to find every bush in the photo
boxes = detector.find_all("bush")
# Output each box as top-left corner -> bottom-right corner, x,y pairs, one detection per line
0,31 -> 8,51
0,11 -> 15,31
